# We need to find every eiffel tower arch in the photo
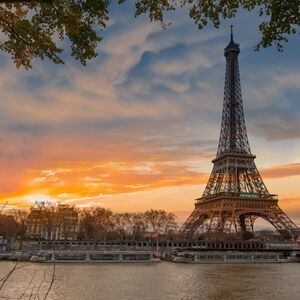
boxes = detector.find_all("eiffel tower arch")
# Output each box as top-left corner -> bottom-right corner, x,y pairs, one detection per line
179,28 -> 298,239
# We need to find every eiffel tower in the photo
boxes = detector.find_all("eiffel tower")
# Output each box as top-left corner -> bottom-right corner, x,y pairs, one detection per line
179,28 -> 298,239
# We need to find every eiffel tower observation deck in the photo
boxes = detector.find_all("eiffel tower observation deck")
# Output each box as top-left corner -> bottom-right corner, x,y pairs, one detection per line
179,28 -> 298,239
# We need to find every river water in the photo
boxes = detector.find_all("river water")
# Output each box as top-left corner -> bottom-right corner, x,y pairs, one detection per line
0,261 -> 299,300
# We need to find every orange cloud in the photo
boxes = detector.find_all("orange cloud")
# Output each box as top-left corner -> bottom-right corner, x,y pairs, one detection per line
2,156 -> 300,210
261,163 -> 300,179
25,161 -> 208,196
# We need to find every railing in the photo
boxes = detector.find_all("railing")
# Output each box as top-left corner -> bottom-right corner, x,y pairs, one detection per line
196,192 -> 278,204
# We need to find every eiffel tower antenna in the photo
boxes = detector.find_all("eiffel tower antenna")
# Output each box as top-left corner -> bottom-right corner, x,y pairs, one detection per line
179,29 -> 298,239
230,25 -> 234,41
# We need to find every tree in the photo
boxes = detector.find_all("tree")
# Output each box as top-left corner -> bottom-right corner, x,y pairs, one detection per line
79,208 -> 95,240
144,209 -> 164,233
0,214 -> 18,238
131,213 -> 148,240
113,213 -> 128,240
90,207 -> 114,241
0,1 -> 298,68
122,212 -> 135,237
56,205 -> 78,240
43,206 -> 57,240
161,212 -> 177,237
129,0 -> 300,52
0,0 -> 109,68
11,208 -> 29,249
144,209 -> 177,236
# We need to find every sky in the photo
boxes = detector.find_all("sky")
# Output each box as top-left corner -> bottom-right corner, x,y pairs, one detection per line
0,3 -> 300,228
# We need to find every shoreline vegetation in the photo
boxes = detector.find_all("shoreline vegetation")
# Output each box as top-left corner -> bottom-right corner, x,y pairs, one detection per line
0,205 -> 178,247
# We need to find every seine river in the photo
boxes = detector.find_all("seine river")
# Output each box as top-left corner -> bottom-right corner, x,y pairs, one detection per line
0,262 -> 299,300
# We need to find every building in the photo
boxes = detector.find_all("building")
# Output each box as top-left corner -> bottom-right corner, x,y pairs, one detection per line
0,215 -> 17,238
26,205 -> 78,240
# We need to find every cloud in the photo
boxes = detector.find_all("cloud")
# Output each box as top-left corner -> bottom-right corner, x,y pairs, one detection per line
243,69 -> 300,141
261,163 -> 300,179
24,160 -> 209,198
0,4 -> 299,216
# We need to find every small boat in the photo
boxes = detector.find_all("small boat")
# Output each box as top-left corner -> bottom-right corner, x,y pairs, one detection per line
173,251 -> 287,264
287,251 -> 300,262
0,235 -> 8,253
8,251 -> 33,261
30,251 -> 160,263
0,253 -> 10,260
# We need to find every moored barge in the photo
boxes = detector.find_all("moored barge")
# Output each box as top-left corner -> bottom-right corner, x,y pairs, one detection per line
173,251 -> 287,263
30,251 -> 160,263
287,251 -> 300,262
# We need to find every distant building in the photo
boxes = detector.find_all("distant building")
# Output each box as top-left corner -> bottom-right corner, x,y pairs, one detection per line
57,205 -> 79,240
26,205 -> 78,240
0,215 -> 17,238
255,230 -> 282,242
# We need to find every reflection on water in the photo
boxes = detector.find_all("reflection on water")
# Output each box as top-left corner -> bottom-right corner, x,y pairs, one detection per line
0,262 -> 299,300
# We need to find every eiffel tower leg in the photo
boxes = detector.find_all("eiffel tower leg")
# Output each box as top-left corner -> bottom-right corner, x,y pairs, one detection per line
249,216 -> 257,232
207,215 -> 215,233
244,215 -> 255,239
229,214 -> 255,240
198,222 -> 206,234
179,208 -> 209,238
263,208 -> 297,239
217,216 -> 226,232
233,220 -> 238,233
223,217 -> 234,233
233,208 -> 297,239
237,215 -> 249,240
217,212 -> 232,233
243,215 -> 256,232
239,215 -> 247,232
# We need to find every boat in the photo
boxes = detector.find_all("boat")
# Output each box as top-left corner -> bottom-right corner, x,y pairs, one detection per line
287,251 -> 300,262
8,251 -> 33,261
0,235 -> 8,252
30,251 -> 161,263
173,251 -> 287,264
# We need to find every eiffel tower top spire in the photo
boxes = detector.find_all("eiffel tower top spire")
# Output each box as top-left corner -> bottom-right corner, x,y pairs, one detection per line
216,27 -> 251,158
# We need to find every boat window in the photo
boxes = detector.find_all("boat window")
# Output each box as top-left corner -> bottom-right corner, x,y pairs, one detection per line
90,253 -> 120,260
55,253 -> 86,260
122,253 -> 150,260
198,255 -> 207,259
37,252 -> 52,259
214,255 -> 222,260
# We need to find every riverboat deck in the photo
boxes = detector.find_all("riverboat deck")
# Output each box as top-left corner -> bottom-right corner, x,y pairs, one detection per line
30,251 -> 160,263
173,251 -> 287,263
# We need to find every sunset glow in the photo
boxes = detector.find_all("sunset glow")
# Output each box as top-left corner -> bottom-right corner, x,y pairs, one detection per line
0,4 -> 300,227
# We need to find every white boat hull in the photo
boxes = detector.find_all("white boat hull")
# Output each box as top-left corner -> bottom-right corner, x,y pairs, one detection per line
30,251 -> 161,263
173,251 -> 287,264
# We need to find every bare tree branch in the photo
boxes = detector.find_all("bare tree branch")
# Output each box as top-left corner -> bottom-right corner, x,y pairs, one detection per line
18,269 -> 37,300
33,268 -> 47,300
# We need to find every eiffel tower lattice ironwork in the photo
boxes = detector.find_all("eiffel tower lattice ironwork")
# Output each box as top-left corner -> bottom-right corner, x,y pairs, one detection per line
179,28 -> 298,239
